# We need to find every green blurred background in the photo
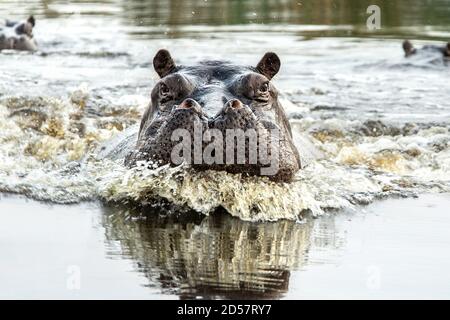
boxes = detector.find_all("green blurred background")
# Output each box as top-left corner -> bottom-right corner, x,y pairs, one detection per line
2,0 -> 449,40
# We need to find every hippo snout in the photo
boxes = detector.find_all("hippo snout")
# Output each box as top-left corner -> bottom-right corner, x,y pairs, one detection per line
226,99 -> 244,110
177,98 -> 199,110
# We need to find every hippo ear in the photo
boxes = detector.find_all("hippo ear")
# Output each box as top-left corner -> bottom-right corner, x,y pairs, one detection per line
153,49 -> 176,78
256,52 -> 281,80
403,40 -> 414,56
27,16 -> 35,27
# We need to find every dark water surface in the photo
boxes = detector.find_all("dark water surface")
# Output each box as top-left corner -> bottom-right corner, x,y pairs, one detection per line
1,0 -> 450,299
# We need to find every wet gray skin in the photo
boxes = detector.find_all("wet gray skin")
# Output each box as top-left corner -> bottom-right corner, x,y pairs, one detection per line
123,50 -> 301,182
403,40 -> 450,58
0,16 -> 37,51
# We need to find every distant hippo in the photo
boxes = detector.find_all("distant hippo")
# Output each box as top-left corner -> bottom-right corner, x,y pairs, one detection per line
403,40 -> 449,58
0,16 -> 37,51
102,50 -> 301,182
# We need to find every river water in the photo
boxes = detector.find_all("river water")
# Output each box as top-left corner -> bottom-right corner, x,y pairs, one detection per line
0,0 -> 449,299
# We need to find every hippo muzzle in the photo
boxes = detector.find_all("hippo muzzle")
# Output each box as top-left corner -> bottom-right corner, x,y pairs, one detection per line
125,50 -> 301,182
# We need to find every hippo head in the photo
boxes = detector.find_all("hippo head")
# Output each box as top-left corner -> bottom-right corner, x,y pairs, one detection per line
13,16 -> 36,38
403,40 -> 450,58
125,50 -> 301,182
0,16 -> 37,51
402,40 -> 417,57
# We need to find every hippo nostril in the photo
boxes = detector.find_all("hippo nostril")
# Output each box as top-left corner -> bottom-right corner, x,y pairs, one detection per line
177,98 -> 195,109
175,98 -> 205,116
228,99 -> 243,109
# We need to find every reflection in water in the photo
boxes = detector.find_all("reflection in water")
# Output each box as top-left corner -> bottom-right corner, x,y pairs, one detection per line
102,205 -> 323,299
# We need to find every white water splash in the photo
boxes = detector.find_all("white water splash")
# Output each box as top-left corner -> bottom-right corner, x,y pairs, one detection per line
0,91 -> 449,221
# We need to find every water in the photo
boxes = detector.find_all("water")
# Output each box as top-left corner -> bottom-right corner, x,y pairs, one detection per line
2,193 -> 450,299
1,0 -> 450,298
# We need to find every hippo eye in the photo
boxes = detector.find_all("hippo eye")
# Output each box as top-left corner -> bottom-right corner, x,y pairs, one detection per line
259,82 -> 269,93
159,83 -> 170,95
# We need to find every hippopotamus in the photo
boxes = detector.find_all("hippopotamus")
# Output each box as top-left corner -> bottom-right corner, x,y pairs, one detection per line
402,40 -> 449,58
102,50 -> 301,182
0,16 -> 37,51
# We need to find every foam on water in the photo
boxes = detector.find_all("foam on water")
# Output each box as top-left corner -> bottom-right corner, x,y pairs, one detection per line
1,89 -> 448,221
0,89 -> 140,203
